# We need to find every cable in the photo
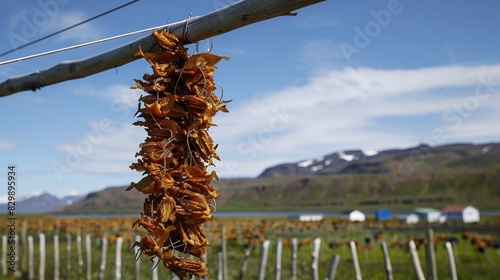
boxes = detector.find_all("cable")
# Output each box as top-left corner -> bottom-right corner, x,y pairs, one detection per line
0,0 -> 139,59
0,25 -> 165,66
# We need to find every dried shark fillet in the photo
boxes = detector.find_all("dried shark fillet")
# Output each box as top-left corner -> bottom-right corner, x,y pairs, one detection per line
128,29 -> 229,279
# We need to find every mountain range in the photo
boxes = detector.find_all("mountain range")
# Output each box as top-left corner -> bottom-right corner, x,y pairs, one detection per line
9,141 -> 500,214
0,192 -> 84,214
258,142 -> 499,177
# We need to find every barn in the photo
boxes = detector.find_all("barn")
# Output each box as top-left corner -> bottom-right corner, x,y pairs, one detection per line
414,208 -> 443,223
342,210 -> 366,222
442,205 -> 480,223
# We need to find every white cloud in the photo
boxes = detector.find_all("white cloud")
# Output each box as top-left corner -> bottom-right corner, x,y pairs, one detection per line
97,84 -> 143,107
49,65 -> 500,179
54,120 -> 144,174
211,63 -> 500,177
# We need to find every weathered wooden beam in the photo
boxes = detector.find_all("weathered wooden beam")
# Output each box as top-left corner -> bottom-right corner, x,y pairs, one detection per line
0,0 -> 325,97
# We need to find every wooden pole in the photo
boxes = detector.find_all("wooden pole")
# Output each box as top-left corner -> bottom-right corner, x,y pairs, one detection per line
408,240 -> 426,280
85,234 -> 92,280
425,229 -> 437,280
151,257 -> 159,280
381,241 -> 393,280
21,221 -> 28,273
445,242 -> 458,280
218,252 -> 224,280
54,234 -> 60,280
202,249 -> 209,280
350,241 -> 362,280
98,236 -> 108,280
221,226 -> 228,280
39,233 -> 46,280
115,236 -> 123,280
258,240 -> 271,280
28,236 -> 34,280
238,245 -> 253,280
1,235 -> 6,276
311,237 -> 321,280
291,238 -> 298,280
133,235 -> 140,280
0,0 -> 325,97
14,235 -> 19,277
325,254 -> 340,280
66,233 -> 71,280
76,234 -> 83,279
275,238 -> 283,280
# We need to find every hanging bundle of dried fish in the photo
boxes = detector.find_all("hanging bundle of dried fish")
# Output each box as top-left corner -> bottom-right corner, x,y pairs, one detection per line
128,29 -> 229,279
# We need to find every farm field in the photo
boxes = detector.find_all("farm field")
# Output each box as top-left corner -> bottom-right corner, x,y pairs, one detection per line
2,215 -> 500,280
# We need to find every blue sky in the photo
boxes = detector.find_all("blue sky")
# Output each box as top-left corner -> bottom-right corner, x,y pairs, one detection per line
1,0 -> 499,198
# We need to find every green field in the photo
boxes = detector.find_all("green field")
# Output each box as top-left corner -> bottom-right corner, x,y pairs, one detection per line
2,215 -> 500,279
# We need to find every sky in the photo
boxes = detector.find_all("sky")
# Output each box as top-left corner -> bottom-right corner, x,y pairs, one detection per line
1,0 -> 499,198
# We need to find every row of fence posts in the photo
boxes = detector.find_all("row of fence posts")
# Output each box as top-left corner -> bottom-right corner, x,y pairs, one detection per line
219,228 -> 458,280
2,227 -> 458,280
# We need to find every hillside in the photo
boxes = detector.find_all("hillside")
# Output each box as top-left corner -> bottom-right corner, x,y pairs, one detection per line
58,142 -> 500,213
0,192 -> 83,214
258,142 -> 500,177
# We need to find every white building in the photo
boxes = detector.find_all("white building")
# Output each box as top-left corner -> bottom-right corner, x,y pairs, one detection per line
342,210 -> 366,222
414,208 -> 443,223
442,205 -> 480,223
298,214 -> 323,222
405,213 -> 420,224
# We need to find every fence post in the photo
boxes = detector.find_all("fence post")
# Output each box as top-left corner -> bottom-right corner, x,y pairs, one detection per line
445,242 -> 458,280
258,240 -> 271,280
76,234 -> 83,279
66,233 -> 71,280
28,235 -> 34,280
350,241 -> 362,280
115,236 -> 123,280
39,233 -> 45,280
311,237 -> 321,280
425,229 -> 437,280
1,235 -> 6,276
85,234 -> 92,280
325,254 -> 340,280
291,238 -> 298,280
133,235 -> 140,280
408,240 -> 425,280
218,251 -> 223,280
221,226 -> 227,280
275,238 -> 283,280
381,241 -> 393,280
238,245 -> 253,280
54,234 -> 60,280
151,257 -> 159,280
21,221 -> 27,273
98,236 -> 108,280
202,248 -> 209,280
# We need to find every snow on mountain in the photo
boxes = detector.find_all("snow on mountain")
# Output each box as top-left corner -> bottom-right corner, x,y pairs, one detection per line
338,151 -> 356,162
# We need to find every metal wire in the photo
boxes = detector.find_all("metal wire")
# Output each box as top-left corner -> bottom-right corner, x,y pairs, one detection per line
0,25 -> 165,66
